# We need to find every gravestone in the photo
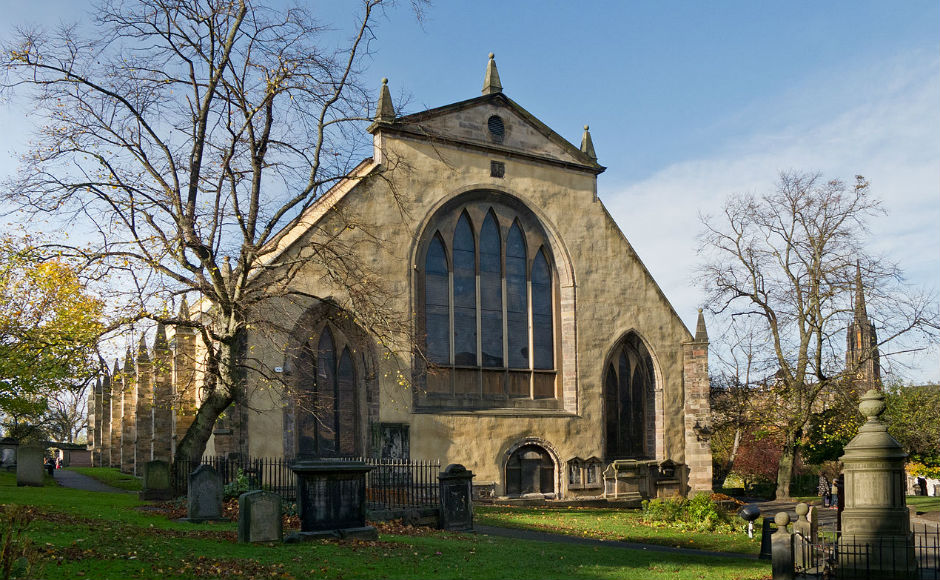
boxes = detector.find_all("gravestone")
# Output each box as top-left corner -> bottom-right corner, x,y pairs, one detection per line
285,460 -> 377,542
770,512 -> 794,580
140,460 -> 174,500
792,502 -> 817,569
185,464 -> 224,522
438,463 -> 474,531
16,447 -> 44,487
238,491 -> 282,543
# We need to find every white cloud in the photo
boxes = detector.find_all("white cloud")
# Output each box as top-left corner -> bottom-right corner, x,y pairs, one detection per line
603,51 -> 940,383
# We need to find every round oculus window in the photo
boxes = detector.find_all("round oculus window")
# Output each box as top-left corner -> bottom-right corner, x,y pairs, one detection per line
487,115 -> 505,143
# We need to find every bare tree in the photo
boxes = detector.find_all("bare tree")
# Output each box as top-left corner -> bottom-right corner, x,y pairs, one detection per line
1,0 -> 417,462
698,171 -> 938,498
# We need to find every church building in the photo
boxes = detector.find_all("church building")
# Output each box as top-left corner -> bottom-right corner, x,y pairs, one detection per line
88,55 -> 713,500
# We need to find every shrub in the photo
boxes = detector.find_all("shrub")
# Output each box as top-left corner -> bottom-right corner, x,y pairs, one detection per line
641,494 -> 738,532
223,469 -> 256,500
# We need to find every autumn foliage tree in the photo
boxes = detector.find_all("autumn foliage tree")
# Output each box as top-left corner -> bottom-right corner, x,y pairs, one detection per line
0,236 -> 103,441
1,0 -> 418,460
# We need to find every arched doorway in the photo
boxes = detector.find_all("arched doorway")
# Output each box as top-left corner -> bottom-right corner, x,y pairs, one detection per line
505,443 -> 554,496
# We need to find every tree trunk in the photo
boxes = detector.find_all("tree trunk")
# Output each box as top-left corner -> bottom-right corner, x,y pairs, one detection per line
174,327 -> 244,463
776,430 -> 798,499
718,427 -> 742,488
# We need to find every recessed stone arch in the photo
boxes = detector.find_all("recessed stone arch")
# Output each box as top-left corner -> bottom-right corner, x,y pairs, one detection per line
281,300 -> 379,458
410,187 -> 579,414
601,330 -> 664,461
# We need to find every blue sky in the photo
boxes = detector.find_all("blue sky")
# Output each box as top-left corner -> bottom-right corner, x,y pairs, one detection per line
2,1 -> 938,381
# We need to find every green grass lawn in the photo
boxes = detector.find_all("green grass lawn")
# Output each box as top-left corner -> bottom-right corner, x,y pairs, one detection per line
65,466 -> 143,491
907,495 -> 940,513
0,472 -> 770,579
475,505 -> 761,555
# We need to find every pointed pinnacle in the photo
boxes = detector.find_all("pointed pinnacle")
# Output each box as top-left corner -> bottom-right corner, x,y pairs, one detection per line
154,322 -> 168,350
482,52 -> 502,95
375,77 -> 395,122
694,308 -> 709,343
112,359 -> 121,376
124,346 -> 135,372
581,125 -> 597,161
137,333 -> 150,362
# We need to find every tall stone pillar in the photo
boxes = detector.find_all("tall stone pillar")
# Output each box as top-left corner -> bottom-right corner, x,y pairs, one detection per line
837,389 -> 915,579
682,309 -> 713,494
99,369 -> 112,467
121,348 -> 138,474
173,298 -> 198,461
94,375 -> 105,466
109,359 -> 122,468
152,323 -> 174,463
135,336 -> 153,467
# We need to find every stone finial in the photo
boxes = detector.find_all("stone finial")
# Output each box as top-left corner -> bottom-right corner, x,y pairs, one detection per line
482,53 -> 502,95
178,295 -> 190,321
137,334 -> 150,362
375,77 -> 395,122
112,358 -> 121,376
221,256 -> 232,282
580,125 -> 597,160
694,308 -> 709,342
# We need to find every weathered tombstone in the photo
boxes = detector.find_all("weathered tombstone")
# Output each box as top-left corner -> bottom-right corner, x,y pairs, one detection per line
185,464 -> 224,522
0,438 -> 18,471
770,512 -> 794,580
16,447 -> 44,487
285,459 -> 377,542
238,491 -> 282,543
438,463 -> 474,531
140,460 -> 174,500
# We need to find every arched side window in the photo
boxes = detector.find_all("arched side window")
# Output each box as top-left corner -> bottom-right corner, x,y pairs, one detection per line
603,333 -> 654,459
417,195 -> 559,411
297,326 -> 359,458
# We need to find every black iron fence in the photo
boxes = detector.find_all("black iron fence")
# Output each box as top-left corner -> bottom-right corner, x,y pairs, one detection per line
172,456 -> 441,510
793,524 -> 939,579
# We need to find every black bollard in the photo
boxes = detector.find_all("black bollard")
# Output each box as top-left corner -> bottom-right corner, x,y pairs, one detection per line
759,517 -> 774,560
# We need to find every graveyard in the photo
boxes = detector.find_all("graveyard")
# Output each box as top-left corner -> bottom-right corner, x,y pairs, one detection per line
0,468 -> 773,580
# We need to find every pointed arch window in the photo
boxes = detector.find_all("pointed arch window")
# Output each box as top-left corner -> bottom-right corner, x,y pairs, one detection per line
417,197 -> 559,410
603,334 -> 654,459
297,326 -> 360,458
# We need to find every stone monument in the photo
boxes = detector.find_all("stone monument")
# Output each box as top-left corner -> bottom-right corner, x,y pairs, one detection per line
140,460 -> 174,501
438,464 -> 474,531
285,460 -> 376,542
837,388 -> 916,579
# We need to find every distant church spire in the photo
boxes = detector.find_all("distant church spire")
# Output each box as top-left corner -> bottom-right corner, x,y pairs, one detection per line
375,77 -> 395,122
846,261 -> 881,390
580,125 -> 597,160
482,53 -> 502,95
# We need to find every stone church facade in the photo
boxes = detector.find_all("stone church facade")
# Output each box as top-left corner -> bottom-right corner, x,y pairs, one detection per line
87,56 -> 713,499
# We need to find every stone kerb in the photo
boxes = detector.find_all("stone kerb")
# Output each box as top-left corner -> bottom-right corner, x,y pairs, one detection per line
140,460 -> 174,501
238,491 -> 283,543
184,464 -> 225,522
16,447 -> 44,487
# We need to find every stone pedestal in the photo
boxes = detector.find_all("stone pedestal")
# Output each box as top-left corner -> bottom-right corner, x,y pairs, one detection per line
837,389 -> 915,580
438,464 -> 474,531
285,460 -> 376,542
